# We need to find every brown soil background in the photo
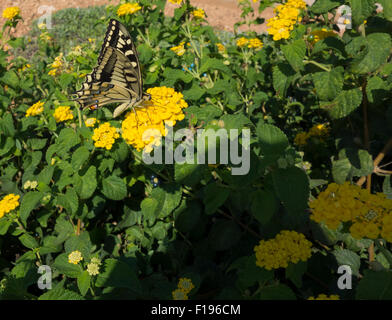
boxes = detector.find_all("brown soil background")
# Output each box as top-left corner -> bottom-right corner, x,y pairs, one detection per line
0,0 -> 277,36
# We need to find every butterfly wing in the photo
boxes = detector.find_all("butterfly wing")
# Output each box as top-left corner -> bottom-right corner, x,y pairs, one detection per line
73,19 -> 144,117
98,19 -> 143,97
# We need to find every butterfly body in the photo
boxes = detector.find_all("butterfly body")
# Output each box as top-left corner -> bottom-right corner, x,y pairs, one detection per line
73,19 -> 149,118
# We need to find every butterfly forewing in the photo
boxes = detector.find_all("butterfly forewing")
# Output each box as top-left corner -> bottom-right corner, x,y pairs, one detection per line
73,19 -> 145,116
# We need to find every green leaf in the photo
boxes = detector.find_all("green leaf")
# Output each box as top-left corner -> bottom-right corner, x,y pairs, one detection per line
312,67 -> 344,101
281,39 -> 306,72
1,70 -> 19,88
0,219 -> 12,235
366,76 -> 389,105
185,105 -> 222,123
183,83 -> 205,101
64,232 -> 93,260
329,88 -> 363,119
71,146 -> 90,171
350,33 -> 392,74
0,113 -> 16,137
378,0 -> 392,20
53,253 -> 83,278
311,0 -> 343,14
332,158 -> 351,184
200,58 -> 231,74
57,128 -> 81,152
333,249 -> 361,276
349,0 -> 375,25
74,166 -> 97,199
285,261 -> 307,288
272,167 -> 310,222
19,233 -> 39,249
141,183 -> 182,223
59,73 -> 74,89
229,256 -> 274,289
162,68 -> 193,85
101,175 -> 127,201
20,192 -> 44,223
39,287 -> 84,300
203,183 -> 230,215
175,163 -> 204,186
95,258 -> 141,293
356,270 -> 392,299
256,123 -> 289,157
250,189 -> 279,225
56,188 -> 79,215
77,271 -> 91,296
273,63 -> 296,97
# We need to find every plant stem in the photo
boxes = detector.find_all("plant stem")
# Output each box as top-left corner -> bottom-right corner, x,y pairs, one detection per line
357,138 -> 392,187
303,60 -> 331,72
362,79 -> 371,191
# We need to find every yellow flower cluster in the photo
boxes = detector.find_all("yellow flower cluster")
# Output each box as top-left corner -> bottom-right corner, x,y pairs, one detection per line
18,64 -> 31,73
68,251 -> 83,264
266,0 -> 306,41
216,43 -> 226,54
248,38 -> 263,49
85,118 -> 98,127
170,42 -> 186,56
2,7 -> 20,20
24,180 -> 38,190
236,37 -> 249,47
169,0 -> 183,4
48,53 -> 64,76
310,182 -> 392,242
192,8 -> 205,19
309,28 -> 337,43
236,37 -> 263,50
53,106 -> 74,123
122,86 -> 188,152
87,258 -> 101,276
308,294 -> 340,300
92,122 -> 120,150
0,194 -> 20,219
117,3 -> 142,16
172,277 -> 194,300
26,101 -> 44,117
294,123 -> 329,146
254,230 -> 312,270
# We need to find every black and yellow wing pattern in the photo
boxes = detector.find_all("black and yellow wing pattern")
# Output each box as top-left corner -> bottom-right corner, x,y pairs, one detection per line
73,19 -> 149,118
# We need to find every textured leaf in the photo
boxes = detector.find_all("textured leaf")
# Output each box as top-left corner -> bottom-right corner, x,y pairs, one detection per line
333,249 -> 361,276
311,0 -> 343,14
95,258 -> 141,293
349,0 -> 375,25
313,68 -> 344,101
101,175 -> 127,201
39,287 -> 84,300
329,88 -> 363,119
53,253 -> 83,278
281,40 -> 306,72
356,270 -> 392,299
250,189 -> 279,225
273,63 -> 296,97
350,33 -> 391,74
272,167 -> 310,222
256,123 -> 289,157
74,166 -> 97,199
20,192 -> 44,223
203,183 -> 230,215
